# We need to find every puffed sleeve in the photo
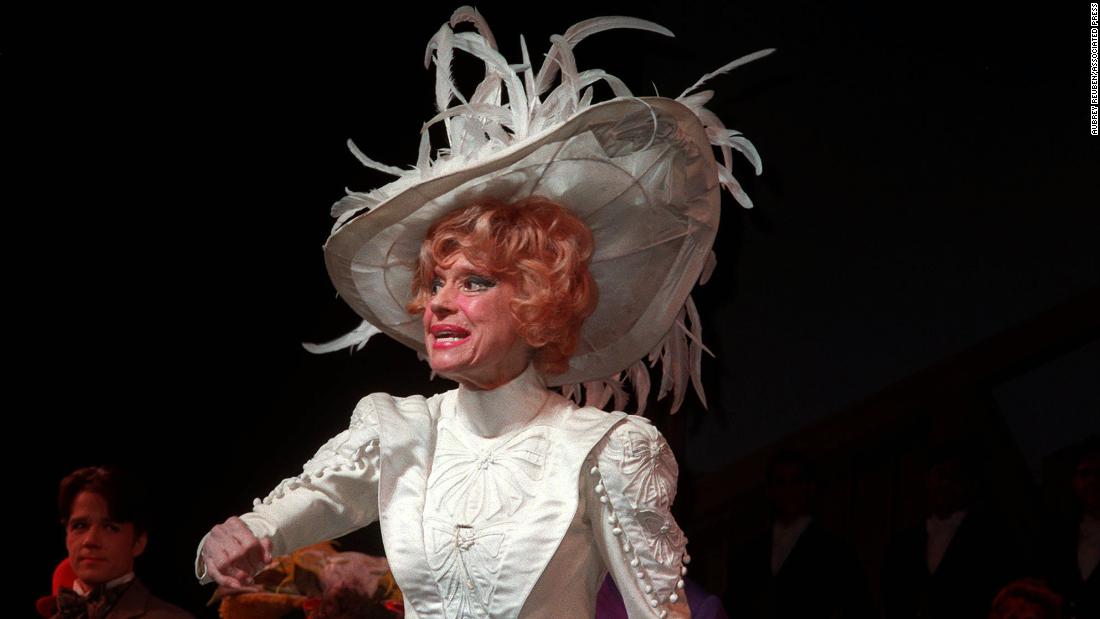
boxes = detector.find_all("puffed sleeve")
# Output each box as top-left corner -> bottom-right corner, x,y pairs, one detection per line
585,415 -> 692,619
196,396 -> 381,583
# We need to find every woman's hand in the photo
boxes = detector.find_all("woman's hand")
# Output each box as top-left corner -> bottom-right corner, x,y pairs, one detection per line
201,516 -> 274,591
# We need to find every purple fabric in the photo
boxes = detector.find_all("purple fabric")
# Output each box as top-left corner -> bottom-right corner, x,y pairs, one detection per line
596,574 -> 729,619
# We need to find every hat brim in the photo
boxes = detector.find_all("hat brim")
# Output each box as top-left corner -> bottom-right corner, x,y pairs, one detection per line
324,97 -> 719,387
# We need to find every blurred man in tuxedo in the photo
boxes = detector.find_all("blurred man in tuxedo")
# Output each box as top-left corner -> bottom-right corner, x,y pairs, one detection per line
44,466 -> 193,619
725,452 -> 873,618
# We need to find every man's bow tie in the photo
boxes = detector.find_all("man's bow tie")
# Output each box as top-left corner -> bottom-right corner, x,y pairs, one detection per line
55,582 -> 129,619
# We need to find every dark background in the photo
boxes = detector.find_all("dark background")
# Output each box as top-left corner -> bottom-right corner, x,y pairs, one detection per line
13,1 -> 1098,615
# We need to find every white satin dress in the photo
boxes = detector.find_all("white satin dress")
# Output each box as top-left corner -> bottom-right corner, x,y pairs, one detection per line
197,364 -> 692,618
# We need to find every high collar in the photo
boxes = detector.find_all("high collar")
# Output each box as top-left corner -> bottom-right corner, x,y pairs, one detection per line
454,364 -> 549,438
73,571 -> 134,596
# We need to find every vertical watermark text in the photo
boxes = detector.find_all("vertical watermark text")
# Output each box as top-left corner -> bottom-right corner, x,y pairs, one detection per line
1091,3 -> 1098,134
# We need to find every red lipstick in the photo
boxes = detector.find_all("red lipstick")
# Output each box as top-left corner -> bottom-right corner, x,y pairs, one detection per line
429,324 -> 470,349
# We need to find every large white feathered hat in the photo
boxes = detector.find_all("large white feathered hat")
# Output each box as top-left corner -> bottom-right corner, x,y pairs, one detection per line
309,6 -> 771,414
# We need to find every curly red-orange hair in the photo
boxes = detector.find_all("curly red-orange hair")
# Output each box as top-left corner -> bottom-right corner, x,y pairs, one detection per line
407,197 -> 597,375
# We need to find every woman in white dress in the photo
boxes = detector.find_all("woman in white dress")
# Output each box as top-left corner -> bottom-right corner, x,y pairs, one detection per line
196,7 -> 769,618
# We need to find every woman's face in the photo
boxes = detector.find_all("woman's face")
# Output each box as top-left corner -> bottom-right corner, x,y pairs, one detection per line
422,253 -> 532,390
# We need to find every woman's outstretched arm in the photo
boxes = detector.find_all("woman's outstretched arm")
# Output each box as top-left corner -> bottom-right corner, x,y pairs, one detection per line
196,396 -> 382,588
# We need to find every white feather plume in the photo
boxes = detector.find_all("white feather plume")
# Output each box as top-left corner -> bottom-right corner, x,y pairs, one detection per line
627,360 -> 652,416
520,34 -> 537,108
346,139 -> 406,177
426,24 -> 458,137
303,320 -> 382,354
331,191 -> 380,219
700,251 -> 717,285
451,32 -> 529,139
577,69 -> 634,99
547,35 -> 581,118
449,5 -> 498,51
415,128 -> 433,177
534,16 -> 674,96
677,89 -> 715,112
678,48 -> 775,100
711,129 -> 763,175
